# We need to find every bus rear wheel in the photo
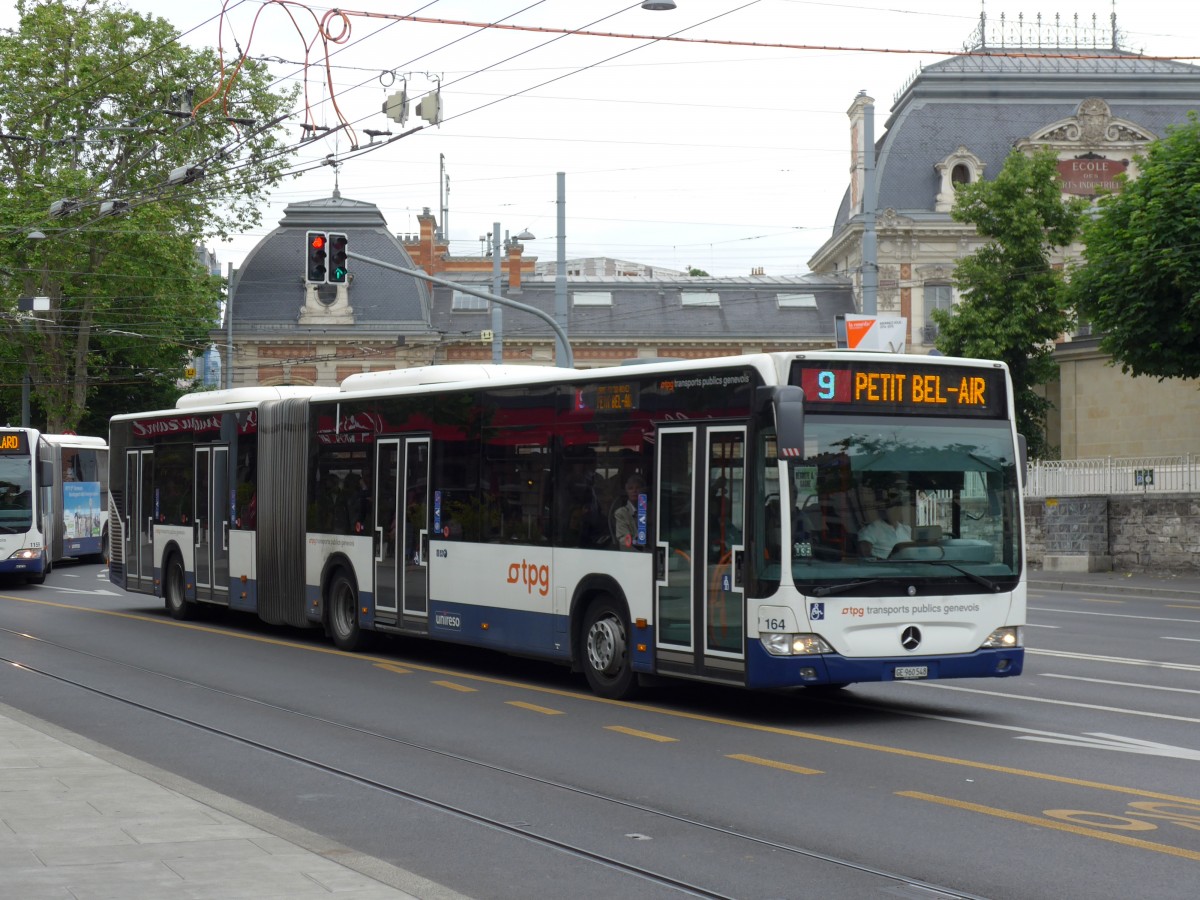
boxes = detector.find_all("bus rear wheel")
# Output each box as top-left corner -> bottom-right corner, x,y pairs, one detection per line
163,554 -> 196,620
328,570 -> 362,651
582,596 -> 638,700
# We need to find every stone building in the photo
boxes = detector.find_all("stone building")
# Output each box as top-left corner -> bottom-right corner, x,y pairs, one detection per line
806,13 -> 1200,458
220,196 -> 854,386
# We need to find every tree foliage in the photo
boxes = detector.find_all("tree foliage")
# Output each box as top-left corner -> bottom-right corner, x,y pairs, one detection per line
932,148 -> 1086,458
0,0 -> 298,432
1069,113 -> 1200,380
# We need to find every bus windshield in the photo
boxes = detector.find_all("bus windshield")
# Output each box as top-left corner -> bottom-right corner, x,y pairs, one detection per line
0,455 -> 34,532
785,415 -> 1021,587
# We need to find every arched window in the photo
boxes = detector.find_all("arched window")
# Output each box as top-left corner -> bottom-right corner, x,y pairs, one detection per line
935,148 -> 985,212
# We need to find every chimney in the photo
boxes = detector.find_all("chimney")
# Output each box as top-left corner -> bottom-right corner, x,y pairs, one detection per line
847,91 -> 874,216
507,240 -> 524,291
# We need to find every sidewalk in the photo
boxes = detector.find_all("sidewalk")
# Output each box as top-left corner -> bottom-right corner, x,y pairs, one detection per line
1028,566 -> 1200,598
0,702 -> 468,900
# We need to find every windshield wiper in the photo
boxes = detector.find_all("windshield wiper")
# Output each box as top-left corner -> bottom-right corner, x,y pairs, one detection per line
811,577 -> 901,598
888,559 -> 1000,592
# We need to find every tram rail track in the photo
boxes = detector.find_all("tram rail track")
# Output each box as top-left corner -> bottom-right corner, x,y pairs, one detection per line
2,625 -> 983,899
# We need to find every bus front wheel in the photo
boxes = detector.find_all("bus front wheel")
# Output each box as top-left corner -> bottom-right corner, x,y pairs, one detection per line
582,596 -> 638,700
328,570 -> 362,651
163,554 -> 195,620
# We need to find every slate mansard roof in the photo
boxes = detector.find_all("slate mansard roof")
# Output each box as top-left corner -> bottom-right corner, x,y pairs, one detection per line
428,272 -> 855,346
833,49 -> 1200,231
229,196 -> 855,347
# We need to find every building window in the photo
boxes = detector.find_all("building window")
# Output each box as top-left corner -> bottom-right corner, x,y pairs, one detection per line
452,290 -> 487,311
923,283 -> 953,341
573,291 -> 612,307
951,163 -> 971,185
681,291 -> 719,307
777,292 -> 816,309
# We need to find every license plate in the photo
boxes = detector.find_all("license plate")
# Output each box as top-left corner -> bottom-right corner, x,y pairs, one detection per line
894,666 -> 929,680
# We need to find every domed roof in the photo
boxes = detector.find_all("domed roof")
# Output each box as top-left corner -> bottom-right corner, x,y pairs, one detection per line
228,193 -> 434,336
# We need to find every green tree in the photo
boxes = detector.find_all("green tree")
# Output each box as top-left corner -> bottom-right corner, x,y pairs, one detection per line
0,0 -> 298,432
932,148 -> 1086,458
687,266 -> 710,277
1069,113 -> 1200,380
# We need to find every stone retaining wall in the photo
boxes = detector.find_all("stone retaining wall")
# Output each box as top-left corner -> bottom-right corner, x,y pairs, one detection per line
1025,494 -> 1200,573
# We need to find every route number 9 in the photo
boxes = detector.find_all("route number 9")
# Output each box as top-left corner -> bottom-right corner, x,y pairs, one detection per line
818,370 -> 836,399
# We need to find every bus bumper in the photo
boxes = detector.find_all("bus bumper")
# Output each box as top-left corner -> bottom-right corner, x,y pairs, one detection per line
745,641 -> 1024,688
1,548 -> 47,576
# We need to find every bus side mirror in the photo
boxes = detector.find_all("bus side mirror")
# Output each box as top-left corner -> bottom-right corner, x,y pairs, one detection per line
760,385 -> 804,458
39,459 -> 55,488
1017,434 -> 1028,486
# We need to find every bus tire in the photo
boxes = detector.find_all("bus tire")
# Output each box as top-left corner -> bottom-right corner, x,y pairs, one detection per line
26,562 -> 48,586
328,569 -> 362,651
163,553 -> 196,620
582,596 -> 638,700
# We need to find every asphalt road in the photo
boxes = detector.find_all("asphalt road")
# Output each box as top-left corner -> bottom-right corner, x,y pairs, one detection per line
1,561 -> 1197,899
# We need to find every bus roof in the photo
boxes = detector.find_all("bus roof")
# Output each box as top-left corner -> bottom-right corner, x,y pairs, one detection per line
174,385 -> 340,409
35,433 -> 107,449
339,364 -> 563,393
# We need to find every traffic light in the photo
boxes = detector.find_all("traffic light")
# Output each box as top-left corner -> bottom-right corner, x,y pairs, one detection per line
306,231 -> 328,283
328,233 -> 349,284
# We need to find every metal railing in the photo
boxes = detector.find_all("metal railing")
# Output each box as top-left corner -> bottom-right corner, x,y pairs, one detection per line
1025,455 -> 1200,497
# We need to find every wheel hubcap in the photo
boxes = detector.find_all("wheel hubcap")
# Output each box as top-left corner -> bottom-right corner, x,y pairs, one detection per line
587,616 -> 625,676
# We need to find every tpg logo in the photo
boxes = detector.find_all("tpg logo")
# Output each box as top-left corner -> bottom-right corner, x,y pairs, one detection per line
508,559 -> 550,596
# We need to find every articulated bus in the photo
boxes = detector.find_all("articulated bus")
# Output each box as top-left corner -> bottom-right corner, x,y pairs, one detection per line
107,352 -> 1025,698
0,428 -> 109,584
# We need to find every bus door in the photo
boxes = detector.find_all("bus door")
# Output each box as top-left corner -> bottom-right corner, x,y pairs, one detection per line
193,446 -> 230,606
123,449 -> 154,592
654,426 -> 747,680
373,438 -> 401,621
401,438 -> 430,618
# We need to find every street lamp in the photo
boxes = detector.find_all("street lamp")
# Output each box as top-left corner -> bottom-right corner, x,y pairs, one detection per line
642,1 -> 677,9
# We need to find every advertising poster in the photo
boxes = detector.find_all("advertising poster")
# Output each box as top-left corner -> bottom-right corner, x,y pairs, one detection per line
62,481 -> 103,556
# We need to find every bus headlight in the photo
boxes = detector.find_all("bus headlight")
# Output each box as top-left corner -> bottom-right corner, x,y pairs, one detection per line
8,547 -> 43,561
761,633 -> 833,656
980,626 -> 1022,649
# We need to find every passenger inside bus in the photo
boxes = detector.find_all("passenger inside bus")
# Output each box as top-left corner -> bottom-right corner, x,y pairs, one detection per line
613,474 -> 647,551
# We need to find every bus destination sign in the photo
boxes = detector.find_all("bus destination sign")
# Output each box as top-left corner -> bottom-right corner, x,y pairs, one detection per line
0,430 -> 30,454
791,362 -> 1007,418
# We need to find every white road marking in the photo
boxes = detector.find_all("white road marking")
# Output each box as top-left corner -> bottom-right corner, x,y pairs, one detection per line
1030,606 -> 1200,624
1041,673 -> 1200,696
852,693 -> 1200,760
1027,648 -> 1200,672
906,681 -> 1200,724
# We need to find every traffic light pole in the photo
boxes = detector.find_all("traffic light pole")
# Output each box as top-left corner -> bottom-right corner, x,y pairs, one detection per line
345,250 -> 574,368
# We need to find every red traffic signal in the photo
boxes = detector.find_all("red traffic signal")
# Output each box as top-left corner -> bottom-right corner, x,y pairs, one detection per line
306,231 -> 328,283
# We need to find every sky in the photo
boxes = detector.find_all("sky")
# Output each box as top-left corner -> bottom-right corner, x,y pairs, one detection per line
5,0 -> 1199,277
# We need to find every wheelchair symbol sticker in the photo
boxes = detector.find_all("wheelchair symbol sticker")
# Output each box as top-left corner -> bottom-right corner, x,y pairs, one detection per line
809,602 -> 825,620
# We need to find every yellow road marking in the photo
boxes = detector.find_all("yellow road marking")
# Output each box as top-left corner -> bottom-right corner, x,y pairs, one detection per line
606,725 -> 677,743
433,680 -> 476,692
899,791 -> 1200,862
506,701 -> 564,715
1081,597 -> 1123,604
8,592 -> 1200,808
374,662 -> 411,675
728,753 -> 822,775
1166,604 -> 1200,610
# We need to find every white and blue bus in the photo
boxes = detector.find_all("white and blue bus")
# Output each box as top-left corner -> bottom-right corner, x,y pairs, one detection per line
0,428 -> 109,583
107,352 -> 1025,698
